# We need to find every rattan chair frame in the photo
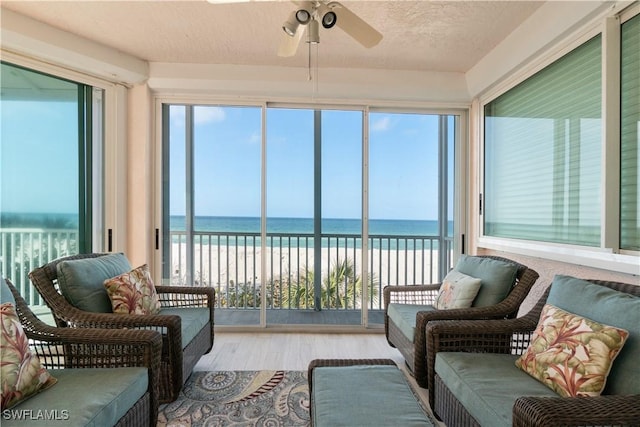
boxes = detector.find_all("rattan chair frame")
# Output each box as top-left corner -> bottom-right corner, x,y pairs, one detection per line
426,279 -> 640,427
383,255 -> 539,388
4,278 -> 162,426
28,252 -> 215,403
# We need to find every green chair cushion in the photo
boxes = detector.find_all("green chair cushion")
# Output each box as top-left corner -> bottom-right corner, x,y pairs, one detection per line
160,307 -> 211,349
387,303 -> 435,341
312,365 -> 433,427
3,367 -> 148,427
454,255 -> 518,307
1,278 -> 16,305
56,253 -> 131,313
435,352 -> 557,427
546,275 -> 640,395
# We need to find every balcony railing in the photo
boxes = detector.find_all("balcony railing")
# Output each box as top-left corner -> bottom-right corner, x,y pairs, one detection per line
169,231 -> 453,311
1,228 -> 453,312
0,228 -> 78,306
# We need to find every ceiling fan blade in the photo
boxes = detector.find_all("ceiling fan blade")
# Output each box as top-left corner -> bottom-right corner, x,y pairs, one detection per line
328,1 -> 382,48
278,25 -> 304,57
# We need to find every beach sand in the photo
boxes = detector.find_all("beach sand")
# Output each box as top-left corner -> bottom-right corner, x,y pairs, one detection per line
170,243 -> 443,289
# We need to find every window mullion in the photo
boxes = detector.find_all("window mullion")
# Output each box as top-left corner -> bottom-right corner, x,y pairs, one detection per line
602,16 -> 621,251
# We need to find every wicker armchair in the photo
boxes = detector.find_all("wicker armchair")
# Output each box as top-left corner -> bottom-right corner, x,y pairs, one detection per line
426,279 -> 640,427
3,278 -> 162,426
383,255 -> 539,388
28,253 -> 215,403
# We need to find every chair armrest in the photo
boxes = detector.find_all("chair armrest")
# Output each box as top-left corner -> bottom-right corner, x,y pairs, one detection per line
307,359 -> 396,392
426,316 -> 538,354
28,324 -> 162,371
513,395 -> 640,427
383,284 -> 440,311
155,285 -> 215,308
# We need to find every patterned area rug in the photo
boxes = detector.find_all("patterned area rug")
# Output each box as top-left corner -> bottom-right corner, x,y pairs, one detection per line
158,370 -> 310,426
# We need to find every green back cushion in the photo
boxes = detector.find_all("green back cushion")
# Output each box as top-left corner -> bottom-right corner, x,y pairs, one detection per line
2,278 -> 16,305
56,253 -> 131,313
547,275 -> 640,395
454,255 -> 518,307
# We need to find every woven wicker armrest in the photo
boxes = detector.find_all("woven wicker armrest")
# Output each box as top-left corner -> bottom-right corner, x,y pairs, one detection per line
307,359 -> 397,391
426,316 -> 538,353
513,394 -> 640,427
383,284 -> 440,308
155,285 -> 216,308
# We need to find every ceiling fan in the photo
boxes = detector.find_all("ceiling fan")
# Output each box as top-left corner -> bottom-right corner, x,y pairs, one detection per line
278,1 -> 382,57
207,0 -> 383,57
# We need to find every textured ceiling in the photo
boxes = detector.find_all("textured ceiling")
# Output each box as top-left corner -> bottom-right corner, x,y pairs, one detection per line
1,1 -> 544,73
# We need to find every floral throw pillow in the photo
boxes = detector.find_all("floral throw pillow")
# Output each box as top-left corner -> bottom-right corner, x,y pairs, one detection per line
435,270 -> 482,310
515,304 -> 629,397
104,264 -> 161,315
1,302 -> 57,410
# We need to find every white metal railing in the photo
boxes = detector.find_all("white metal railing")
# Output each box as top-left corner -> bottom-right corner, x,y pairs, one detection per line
169,230 -> 454,311
1,228 -> 453,311
0,228 -> 78,306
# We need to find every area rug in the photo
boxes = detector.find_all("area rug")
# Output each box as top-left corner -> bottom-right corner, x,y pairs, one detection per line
158,370 -> 310,426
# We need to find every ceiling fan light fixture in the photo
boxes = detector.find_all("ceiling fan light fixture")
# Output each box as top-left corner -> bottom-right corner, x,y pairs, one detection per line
282,11 -> 299,37
321,11 -> 337,29
295,9 -> 312,25
316,4 -> 337,29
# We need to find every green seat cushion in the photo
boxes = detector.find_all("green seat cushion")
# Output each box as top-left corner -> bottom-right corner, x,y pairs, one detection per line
546,275 -> 640,395
387,303 -> 435,341
435,352 -> 557,427
454,255 -> 518,307
3,367 -> 148,427
312,365 -> 433,427
160,307 -> 211,349
2,278 -> 16,304
56,254 -> 131,313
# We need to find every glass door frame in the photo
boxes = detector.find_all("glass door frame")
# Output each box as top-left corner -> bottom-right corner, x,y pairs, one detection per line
156,98 -> 467,330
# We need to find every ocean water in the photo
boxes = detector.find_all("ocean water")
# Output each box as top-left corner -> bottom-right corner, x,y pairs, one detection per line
170,215 -> 448,236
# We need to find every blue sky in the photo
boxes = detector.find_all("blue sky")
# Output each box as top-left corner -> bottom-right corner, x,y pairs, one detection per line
1,100 -> 79,214
169,105 -> 441,221
2,101 -> 443,221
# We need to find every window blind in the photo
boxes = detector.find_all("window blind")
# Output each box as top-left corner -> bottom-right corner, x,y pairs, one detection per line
484,35 -> 602,246
620,14 -> 639,251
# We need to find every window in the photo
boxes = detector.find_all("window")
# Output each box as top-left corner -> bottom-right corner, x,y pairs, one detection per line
484,36 -> 602,246
0,61 -> 102,305
620,14 -> 639,251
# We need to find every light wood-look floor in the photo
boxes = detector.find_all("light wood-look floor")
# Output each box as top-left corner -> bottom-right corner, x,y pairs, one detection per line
195,332 -> 404,371
194,332 -> 443,425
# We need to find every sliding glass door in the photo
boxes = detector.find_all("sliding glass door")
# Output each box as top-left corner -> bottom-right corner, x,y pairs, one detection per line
265,108 -> 363,325
0,62 -> 100,308
162,103 -> 460,328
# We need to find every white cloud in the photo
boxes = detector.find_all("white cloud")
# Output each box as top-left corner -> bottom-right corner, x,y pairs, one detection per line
371,116 -> 392,132
194,106 -> 226,124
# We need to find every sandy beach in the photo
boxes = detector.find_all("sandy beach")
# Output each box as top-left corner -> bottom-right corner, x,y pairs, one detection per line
170,242 -> 443,289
